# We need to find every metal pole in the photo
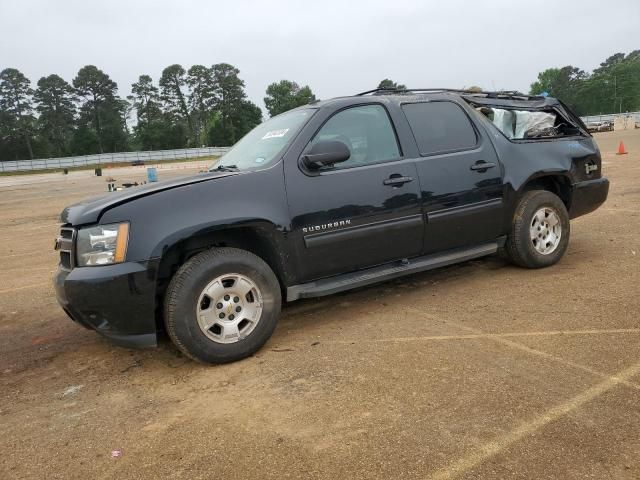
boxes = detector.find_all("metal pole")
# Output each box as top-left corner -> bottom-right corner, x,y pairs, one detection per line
613,75 -> 617,114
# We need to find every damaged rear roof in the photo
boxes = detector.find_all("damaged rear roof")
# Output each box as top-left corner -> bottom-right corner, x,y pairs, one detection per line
461,94 -> 561,109
357,87 -> 561,109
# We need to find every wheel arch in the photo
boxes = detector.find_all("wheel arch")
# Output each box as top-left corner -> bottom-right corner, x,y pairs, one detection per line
153,221 -> 291,332
518,172 -> 573,209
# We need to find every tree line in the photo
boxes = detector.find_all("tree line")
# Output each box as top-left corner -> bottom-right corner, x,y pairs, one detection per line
0,64 -> 316,161
530,50 -> 640,116
376,52 -> 640,118
3,50 -> 637,161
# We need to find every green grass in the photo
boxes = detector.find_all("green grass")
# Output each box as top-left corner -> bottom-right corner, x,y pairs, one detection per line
0,155 -> 220,177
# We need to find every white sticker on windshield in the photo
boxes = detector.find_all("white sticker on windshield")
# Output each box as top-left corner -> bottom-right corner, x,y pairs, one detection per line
262,128 -> 289,140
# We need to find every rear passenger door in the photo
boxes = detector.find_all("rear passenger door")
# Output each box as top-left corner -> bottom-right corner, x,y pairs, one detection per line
402,101 -> 504,254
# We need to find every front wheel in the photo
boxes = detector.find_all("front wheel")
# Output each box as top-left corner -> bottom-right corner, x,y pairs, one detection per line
505,190 -> 570,269
164,247 -> 281,364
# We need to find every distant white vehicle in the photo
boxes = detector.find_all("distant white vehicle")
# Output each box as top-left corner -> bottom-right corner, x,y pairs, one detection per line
586,121 -> 614,133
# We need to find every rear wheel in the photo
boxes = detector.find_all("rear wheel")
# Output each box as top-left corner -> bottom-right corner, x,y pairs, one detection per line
164,247 -> 281,364
506,190 -> 570,268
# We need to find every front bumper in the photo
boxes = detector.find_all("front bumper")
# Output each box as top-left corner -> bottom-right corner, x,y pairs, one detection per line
569,177 -> 609,219
54,260 -> 160,348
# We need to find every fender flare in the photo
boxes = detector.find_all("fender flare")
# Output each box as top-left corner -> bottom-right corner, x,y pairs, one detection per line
152,218 -> 293,285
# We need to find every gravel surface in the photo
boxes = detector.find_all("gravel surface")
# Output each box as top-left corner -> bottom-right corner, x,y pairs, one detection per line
1,130 -> 639,479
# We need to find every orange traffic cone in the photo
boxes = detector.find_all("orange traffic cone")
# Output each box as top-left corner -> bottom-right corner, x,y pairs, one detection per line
616,141 -> 628,155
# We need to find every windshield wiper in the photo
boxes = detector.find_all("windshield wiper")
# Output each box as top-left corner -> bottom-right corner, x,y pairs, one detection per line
212,164 -> 239,172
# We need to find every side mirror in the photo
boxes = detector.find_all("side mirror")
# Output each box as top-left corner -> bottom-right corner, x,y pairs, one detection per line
302,140 -> 351,169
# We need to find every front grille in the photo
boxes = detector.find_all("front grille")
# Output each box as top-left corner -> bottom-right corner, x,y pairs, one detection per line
56,227 -> 76,270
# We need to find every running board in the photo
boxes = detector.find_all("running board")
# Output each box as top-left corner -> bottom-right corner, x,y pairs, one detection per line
286,241 -> 499,301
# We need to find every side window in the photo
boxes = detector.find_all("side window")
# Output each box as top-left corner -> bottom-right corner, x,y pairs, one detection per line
309,105 -> 401,169
402,102 -> 477,156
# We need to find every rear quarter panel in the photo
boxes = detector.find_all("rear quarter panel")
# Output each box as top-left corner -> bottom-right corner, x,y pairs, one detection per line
473,111 -> 601,227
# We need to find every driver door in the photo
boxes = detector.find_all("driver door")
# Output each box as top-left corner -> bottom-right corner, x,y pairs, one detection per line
284,104 -> 423,281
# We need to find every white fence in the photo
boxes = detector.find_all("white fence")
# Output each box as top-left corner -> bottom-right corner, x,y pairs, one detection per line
0,146 -> 231,173
580,111 -> 640,124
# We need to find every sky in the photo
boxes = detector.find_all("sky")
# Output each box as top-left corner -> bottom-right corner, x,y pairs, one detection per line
1,0 -> 639,114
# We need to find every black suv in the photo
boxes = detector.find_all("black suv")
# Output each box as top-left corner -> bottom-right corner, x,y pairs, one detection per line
54,89 -> 609,363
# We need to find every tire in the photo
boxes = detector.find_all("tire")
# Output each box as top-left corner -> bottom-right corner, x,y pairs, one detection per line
164,247 -> 281,364
505,190 -> 570,269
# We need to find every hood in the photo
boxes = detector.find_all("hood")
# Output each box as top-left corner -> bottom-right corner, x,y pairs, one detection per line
61,170 -> 238,225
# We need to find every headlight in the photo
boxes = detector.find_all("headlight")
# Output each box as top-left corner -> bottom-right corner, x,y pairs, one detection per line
76,223 -> 129,266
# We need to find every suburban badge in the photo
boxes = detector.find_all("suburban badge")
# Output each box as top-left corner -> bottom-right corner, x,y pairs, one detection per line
302,219 -> 351,233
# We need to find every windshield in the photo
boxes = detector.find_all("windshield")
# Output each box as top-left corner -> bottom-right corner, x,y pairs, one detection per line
210,108 -> 315,171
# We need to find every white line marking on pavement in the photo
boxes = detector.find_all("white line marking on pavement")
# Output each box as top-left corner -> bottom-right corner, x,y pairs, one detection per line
427,360 -> 640,480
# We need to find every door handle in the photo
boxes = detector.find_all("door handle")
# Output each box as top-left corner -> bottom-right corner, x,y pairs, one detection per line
470,161 -> 496,172
383,175 -> 414,187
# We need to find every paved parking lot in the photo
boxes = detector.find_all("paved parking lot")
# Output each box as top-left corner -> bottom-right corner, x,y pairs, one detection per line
1,131 -> 639,479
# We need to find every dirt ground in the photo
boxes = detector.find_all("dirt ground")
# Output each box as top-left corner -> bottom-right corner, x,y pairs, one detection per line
1,131 -> 639,479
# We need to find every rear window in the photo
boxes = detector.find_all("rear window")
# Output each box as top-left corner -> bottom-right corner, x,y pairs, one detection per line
475,106 -> 582,140
402,102 -> 477,155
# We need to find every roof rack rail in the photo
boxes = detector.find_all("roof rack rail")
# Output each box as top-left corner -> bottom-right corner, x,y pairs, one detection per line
355,87 -> 542,100
356,87 -> 401,96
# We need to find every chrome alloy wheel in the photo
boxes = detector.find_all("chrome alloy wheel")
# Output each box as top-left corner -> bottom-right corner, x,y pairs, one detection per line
196,273 -> 263,344
530,207 -> 562,255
